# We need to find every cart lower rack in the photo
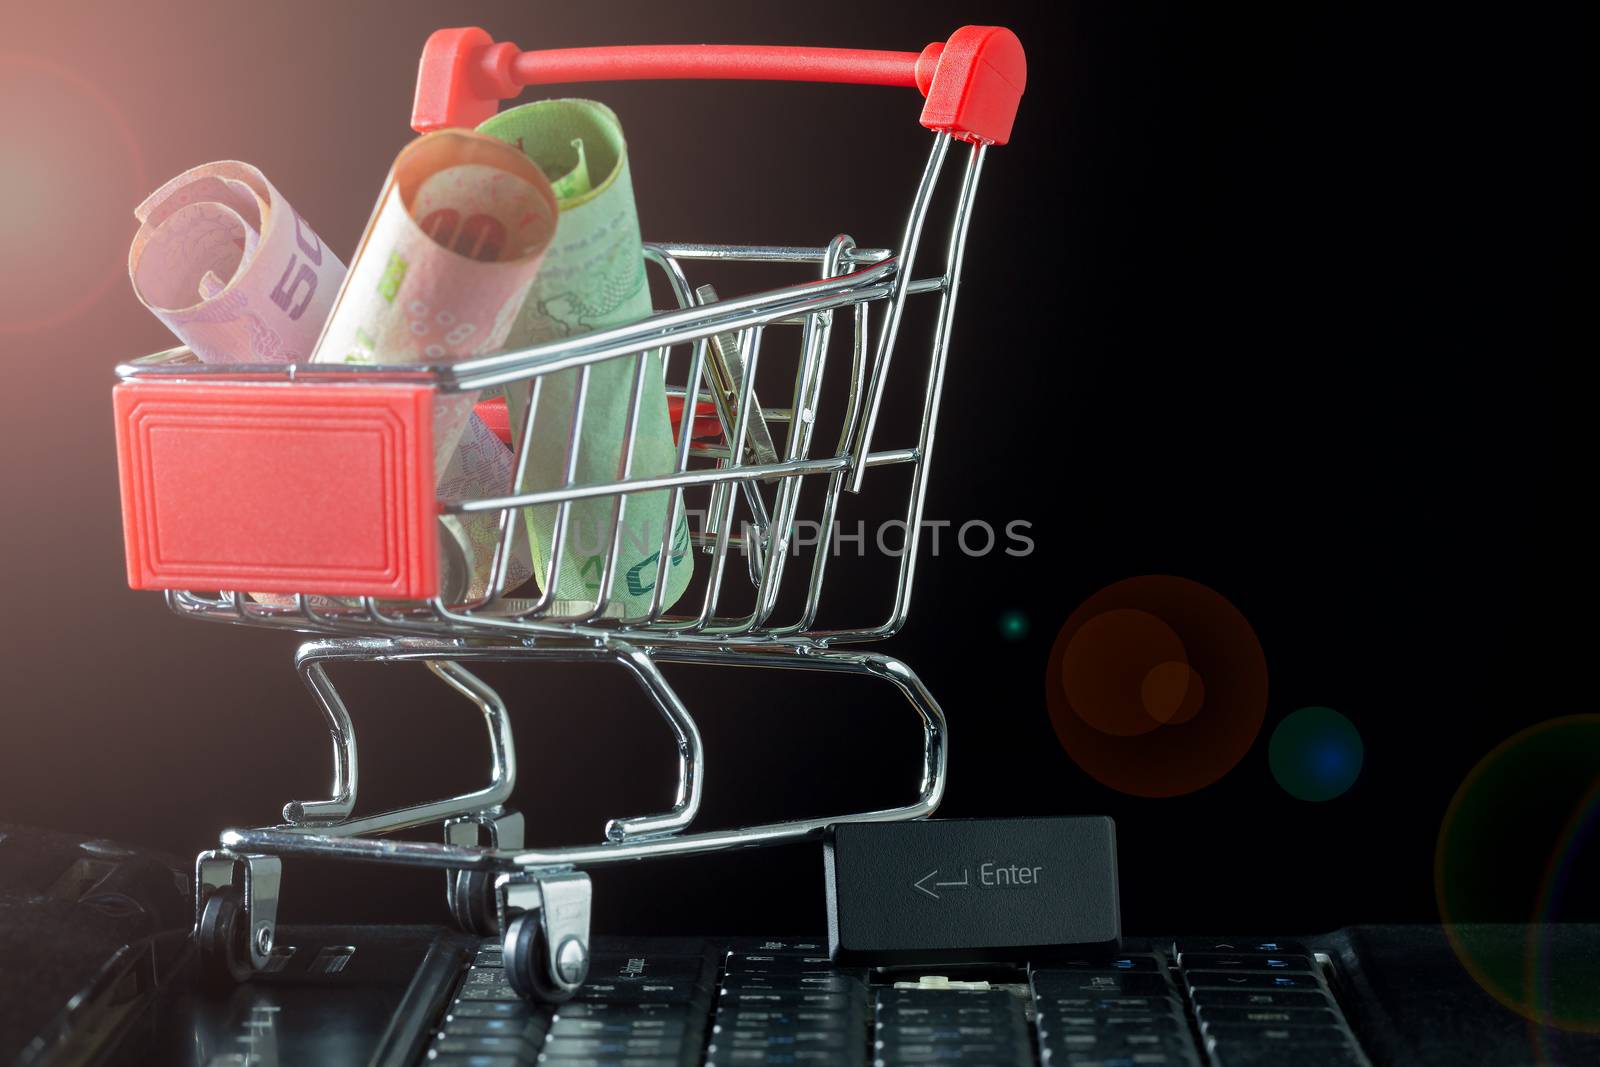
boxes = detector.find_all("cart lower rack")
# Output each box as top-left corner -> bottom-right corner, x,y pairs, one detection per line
113,24 -> 1024,999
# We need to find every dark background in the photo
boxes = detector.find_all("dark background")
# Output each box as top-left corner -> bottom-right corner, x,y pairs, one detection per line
0,1 -> 1585,938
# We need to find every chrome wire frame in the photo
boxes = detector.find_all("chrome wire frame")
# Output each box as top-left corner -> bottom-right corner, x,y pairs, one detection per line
125,134 -> 985,883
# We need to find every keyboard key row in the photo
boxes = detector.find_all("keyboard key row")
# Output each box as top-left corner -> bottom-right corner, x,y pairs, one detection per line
875,988 -> 1030,1067
429,945 -> 716,1067
1174,942 -> 1369,1067
431,936 -> 1369,1067
707,952 -> 869,1066
1031,955 -> 1201,1067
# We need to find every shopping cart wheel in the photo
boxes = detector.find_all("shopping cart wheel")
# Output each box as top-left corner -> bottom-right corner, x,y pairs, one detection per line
444,810 -> 525,935
193,850 -> 280,988
196,886 -> 252,986
448,869 -> 498,936
504,911 -> 577,1002
500,870 -> 591,1002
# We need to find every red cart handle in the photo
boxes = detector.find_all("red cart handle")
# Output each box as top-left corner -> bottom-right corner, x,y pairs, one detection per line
413,25 -> 1025,145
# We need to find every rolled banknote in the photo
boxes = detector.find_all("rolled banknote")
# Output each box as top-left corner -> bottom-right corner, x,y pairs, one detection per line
129,161 -> 345,363
479,99 -> 693,617
308,129 -> 558,602
438,412 -> 533,601
310,129 -> 560,471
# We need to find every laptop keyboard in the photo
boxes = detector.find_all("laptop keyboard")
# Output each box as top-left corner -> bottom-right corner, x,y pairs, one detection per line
422,937 -> 1371,1066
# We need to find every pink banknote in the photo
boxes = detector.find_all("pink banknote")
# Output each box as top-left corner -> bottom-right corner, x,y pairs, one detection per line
129,162 -> 345,364
310,130 -> 559,469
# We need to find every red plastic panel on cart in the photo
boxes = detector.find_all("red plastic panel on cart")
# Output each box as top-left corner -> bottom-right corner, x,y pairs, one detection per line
114,381 -> 439,598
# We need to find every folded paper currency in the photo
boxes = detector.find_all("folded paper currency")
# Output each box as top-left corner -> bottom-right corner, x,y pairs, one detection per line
129,161 -> 346,364
479,99 -> 693,617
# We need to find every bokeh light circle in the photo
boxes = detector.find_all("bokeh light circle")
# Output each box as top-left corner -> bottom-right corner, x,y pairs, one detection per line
1435,715 -> 1600,1035
1268,706 -> 1363,801
0,54 -> 146,334
998,609 -> 1030,642
1044,575 -> 1268,797
1140,660 -> 1204,726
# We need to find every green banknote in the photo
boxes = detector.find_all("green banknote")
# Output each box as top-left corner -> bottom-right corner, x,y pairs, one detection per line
479,99 -> 692,617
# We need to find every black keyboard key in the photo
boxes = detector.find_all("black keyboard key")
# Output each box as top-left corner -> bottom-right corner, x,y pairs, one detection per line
715,1008 -> 863,1031
879,1022 -> 1025,1041
1040,1029 -> 1193,1052
1041,1013 -> 1183,1035
1033,972 -> 1174,997
1037,996 -> 1180,1015
1196,1005 -> 1339,1027
874,1041 -> 1030,1065
876,1003 -> 1021,1026
450,1000 -> 546,1020
722,974 -> 865,995
1208,1046 -> 1363,1067
713,1028 -> 856,1051
552,1003 -> 691,1020
537,1034 -> 683,1058
724,954 -> 843,975
1047,1053 -> 1201,1067
727,939 -> 830,956
443,1016 -> 552,1040
1184,971 -> 1322,991
1186,988 -> 1331,1009
459,980 -> 528,1001
1037,954 -> 1163,973
1203,1023 -> 1351,1047
427,1056 -> 524,1067
587,953 -> 709,983
432,1034 -> 540,1058
724,991 -> 854,1011
1173,939 -> 1309,958
1179,953 -> 1314,973
576,979 -> 697,1005
548,1016 -> 688,1038
709,1052 -> 844,1066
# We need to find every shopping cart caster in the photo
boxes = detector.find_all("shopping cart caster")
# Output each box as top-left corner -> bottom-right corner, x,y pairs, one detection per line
444,810 -> 525,936
196,885 -> 250,984
448,870 -> 498,935
497,868 -> 592,1002
193,850 -> 281,987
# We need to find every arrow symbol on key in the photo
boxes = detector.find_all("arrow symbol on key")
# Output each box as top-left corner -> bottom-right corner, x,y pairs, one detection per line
913,868 -> 972,899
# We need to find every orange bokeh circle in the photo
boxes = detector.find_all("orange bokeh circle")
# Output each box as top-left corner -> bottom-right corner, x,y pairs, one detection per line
1046,575 -> 1268,797
0,54 -> 147,335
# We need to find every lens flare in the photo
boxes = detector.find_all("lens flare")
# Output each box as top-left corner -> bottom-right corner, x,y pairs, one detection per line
1044,575 -> 1267,798
1268,706 -> 1363,801
998,609 -> 1029,641
0,54 -> 146,334
1435,715 -> 1600,1038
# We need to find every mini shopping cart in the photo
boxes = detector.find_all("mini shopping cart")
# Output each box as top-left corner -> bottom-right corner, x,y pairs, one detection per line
112,24 -> 1024,1000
